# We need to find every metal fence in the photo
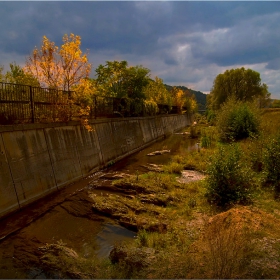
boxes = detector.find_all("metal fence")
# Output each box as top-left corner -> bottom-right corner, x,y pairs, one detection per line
0,82 -> 182,125
0,82 -> 73,124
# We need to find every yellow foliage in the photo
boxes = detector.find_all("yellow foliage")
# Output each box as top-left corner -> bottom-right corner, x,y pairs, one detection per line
24,34 -> 93,130
25,33 -> 91,91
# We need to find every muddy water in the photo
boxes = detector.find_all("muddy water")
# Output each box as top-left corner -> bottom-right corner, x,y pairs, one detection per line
0,132 -> 197,278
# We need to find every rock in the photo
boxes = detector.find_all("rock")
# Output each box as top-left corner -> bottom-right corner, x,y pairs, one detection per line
109,245 -> 156,269
147,150 -> 170,156
100,172 -> 131,180
141,163 -> 163,172
113,181 -> 153,194
60,190 -> 103,221
177,170 -> 206,184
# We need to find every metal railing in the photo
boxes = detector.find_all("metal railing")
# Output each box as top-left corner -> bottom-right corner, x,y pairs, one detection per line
0,82 -> 184,125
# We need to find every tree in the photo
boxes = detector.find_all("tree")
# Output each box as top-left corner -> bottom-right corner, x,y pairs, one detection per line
272,99 -> 280,108
185,94 -> 198,114
0,65 -> 4,82
208,67 -> 270,110
171,87 -> 187,113
143,76 -> 172,106
5,63 -> 40,86
25,34 -> 91,90
95,60 -> 128,97
95,60 -> 150,99
125,65 -> 150,99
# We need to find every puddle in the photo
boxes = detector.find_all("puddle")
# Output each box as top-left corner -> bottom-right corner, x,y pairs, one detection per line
0,205 -> 136,278
96,222 -> 136,258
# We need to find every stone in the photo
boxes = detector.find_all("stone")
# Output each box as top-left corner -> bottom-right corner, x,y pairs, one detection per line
109,245 -> 156,269
147,150 -> 170,156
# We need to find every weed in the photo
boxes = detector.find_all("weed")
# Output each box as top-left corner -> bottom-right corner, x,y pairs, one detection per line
201,218 -> 253,278
137,230 -> 149,247
163,162 -> 184,174
263,133 -> 280,194
205,144 -> 254,207
199,126 -> 219,149
188,197 -> 197,208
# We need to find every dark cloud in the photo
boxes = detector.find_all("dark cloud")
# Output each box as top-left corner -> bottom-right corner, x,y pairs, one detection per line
0,1 -> 280,97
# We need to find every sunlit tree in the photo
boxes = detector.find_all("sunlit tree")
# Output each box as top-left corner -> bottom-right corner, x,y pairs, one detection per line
171,87 -> 186,113
144,76 -> 172,106
25,33 -> 91,91
0,65 -> 4,82
95,60 -> 150,99
95,60 -> 128,97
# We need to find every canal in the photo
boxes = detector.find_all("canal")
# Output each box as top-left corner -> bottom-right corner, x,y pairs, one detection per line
0,131 -> 197,278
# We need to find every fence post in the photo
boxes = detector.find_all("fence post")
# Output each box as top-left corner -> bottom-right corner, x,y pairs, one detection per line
68,90 -> 72,121
94,96 -> 97,119
29,86 -> 35,123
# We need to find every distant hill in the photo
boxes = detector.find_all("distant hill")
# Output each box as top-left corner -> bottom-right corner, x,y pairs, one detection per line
164,84 -> 207,110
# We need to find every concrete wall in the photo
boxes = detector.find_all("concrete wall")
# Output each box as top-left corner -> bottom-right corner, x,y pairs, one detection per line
0,114 -> 192,218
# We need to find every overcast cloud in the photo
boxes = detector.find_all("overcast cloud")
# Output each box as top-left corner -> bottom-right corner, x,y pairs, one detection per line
1,1 -> 280,98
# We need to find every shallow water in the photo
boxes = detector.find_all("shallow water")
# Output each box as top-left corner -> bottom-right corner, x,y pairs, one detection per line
0,131 -> 197,278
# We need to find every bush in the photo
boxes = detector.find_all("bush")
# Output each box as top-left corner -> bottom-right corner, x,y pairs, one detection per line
263,134 -> 280,193
200,126 -> 218,148
205,109 -> 216,125
205,144 -> 253,207
216,97 -> 260,142
143,100 -> 158,116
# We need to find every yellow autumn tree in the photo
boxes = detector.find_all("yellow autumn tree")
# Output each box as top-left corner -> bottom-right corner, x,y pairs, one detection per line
25,33 -> 91,91
25,34 -> 93,126
171,87 -> 186,114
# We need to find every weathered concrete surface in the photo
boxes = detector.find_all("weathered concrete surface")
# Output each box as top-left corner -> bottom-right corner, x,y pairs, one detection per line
0,114 -> 192,218
1,129 -> 56,209
0,135 -> 19,217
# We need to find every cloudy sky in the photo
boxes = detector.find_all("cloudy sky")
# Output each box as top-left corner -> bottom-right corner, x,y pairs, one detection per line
1,1 -> 280,98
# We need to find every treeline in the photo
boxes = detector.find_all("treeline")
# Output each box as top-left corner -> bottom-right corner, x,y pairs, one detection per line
0,33 -> 198,126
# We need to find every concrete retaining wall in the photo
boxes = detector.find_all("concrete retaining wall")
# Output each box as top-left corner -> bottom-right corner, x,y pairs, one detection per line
0,114 -> 192,218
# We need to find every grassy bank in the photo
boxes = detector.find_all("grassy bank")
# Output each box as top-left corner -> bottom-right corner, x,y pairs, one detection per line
37,109 -> 280,279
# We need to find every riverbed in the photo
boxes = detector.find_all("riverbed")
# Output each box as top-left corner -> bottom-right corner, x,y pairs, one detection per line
0,131 -> 197,278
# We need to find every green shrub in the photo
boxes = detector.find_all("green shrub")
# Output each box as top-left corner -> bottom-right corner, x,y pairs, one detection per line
205,144 -> 253,207
263,134 -> 280,193
216,97 -> 260,142
200,127 -> 218,148
206,109 -> 216,125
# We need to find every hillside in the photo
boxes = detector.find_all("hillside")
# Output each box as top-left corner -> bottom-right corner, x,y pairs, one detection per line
165,84 -> 207,110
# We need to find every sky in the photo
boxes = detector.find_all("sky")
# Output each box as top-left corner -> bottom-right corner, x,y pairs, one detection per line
1,1 -> 280,98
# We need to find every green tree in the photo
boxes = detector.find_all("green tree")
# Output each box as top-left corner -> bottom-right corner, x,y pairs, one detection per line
95,60 -> 128,97
272,99 -> 280,108
125,65 -> 150,99
143,76 -> 172,106
208,67 -> 270,110
5,63 -> 40,86
95,60 -> 150,99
